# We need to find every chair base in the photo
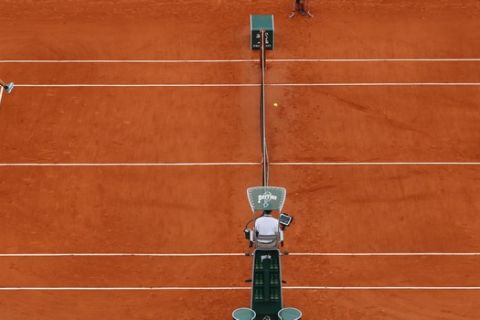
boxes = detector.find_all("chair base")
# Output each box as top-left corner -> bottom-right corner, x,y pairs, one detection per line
278,307 -> 302,320
232,307 -> 256,320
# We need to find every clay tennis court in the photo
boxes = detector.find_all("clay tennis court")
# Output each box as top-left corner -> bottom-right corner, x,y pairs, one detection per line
1,1 -> 480,319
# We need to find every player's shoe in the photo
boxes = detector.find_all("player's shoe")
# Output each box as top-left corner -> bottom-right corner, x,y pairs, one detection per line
5,82 -> 14,94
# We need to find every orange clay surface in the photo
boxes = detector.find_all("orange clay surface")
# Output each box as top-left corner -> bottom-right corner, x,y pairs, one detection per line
1,1 -> 480,319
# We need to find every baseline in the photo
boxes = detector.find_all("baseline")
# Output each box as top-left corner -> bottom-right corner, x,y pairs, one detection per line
2,162 -> 480,167
13,82 -> 480,87
1,252 -> 480,257
0,162 -> 259,167
1,286 -> 480,291
2,58 -> 480,63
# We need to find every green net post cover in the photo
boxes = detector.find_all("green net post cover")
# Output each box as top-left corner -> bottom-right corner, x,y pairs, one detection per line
247,186 -> 286,212
250,15 -> 274,50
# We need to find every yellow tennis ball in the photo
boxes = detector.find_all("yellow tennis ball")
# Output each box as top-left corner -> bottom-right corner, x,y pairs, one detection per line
273,102 -> 278,107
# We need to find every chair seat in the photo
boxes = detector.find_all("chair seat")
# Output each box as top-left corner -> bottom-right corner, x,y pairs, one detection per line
278,307 -> 302,320
255,233 -> 279,249
232,307 -> 256,320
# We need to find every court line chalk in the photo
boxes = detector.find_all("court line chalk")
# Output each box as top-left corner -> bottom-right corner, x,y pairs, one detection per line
1,252 -> 480,257
0,162 -> 260,167
2,58 -> 480,63
12,82 -> 480,87
0,286 -> 479,291
272,162 -> 480,166
1,162 -> 480,167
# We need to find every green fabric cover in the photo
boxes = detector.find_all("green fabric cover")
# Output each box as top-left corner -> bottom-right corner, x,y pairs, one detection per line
278,307 -> 302,320
232,308 -> 256,320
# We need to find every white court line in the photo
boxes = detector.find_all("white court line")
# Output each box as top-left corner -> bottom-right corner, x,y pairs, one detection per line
2,58 -> 480,63
13,82 -> 480,87
0,253 -> 245,257
0,286 -> 479,291
274,58 -> 480,62
1,162 -> 480,167
0,86 -> 3,105
0,59 -> 257,63
284,286 -> 480,290
1,252 -> 480,257
269,82 -> 480,87
272,162 -> 480,166
15,83 -> 258,88
0,287 -> 250,291
0,162 -> 260,167
289,252 -> 480,256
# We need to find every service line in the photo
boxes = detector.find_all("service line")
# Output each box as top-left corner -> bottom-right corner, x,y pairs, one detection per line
12,82 -> 480,87
1,252 -> 480,257
2,58 -> 480,63
1,162 -> 480,167
15,84 -> 258,88
272,162 -> 480,166
0,162 -> 260,167
269,82 -> 480,87
1,286 -> 480,291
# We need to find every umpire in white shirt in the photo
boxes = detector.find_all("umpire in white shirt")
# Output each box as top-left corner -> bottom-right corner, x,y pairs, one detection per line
255,210 -> 284,244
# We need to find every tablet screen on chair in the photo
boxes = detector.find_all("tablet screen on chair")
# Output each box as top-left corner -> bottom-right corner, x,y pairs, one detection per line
279,213 -> 293,226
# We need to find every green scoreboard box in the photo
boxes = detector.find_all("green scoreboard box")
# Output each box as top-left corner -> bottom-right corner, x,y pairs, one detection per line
250,15 -> 274,50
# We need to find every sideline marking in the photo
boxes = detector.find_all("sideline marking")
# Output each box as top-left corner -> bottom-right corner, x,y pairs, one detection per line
0,86 -> 3,106
0,287 -> 251,291
1,252 -> 480,257
2,58 -> 480,63
15,84 -> 258,88
0,60 -> 257,63
1,162 -> 480,167
289,252 -> 480,256
285,286 -> 480,290
0,162 -> 260,167
0,253 -> 245,257
274,58 -> 480,63
269,82 -> 480,87
0,286 -> 479,291
13,82 -> 480,88
273,162 -> 480,166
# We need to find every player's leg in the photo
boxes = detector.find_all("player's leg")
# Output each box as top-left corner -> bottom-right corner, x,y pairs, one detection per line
299,0 -> 307,15
5,82 -> 14,93
302,0 -> 314,17
297,0 -> 303,11
0,79 -> 14,94
289,0 -> 298,18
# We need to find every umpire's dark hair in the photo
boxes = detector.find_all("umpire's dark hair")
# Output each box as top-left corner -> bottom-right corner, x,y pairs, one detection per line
263,210 -> 272,215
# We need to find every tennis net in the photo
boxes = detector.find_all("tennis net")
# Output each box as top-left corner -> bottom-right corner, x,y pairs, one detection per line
260,30 -> 269,187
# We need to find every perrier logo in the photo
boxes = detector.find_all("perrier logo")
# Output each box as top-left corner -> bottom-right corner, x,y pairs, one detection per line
257,191 -> 278,208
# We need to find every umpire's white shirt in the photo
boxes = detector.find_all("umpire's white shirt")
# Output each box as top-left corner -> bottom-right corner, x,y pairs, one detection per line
255,215 -> 281,238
